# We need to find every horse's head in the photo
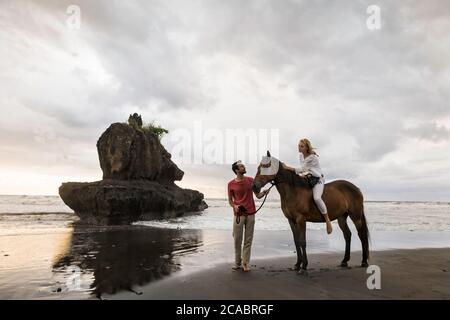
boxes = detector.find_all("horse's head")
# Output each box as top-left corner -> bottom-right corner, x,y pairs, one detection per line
252,151 -> 280,193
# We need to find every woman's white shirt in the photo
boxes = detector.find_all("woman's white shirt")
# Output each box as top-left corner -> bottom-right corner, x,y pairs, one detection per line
294,153 -> 323,178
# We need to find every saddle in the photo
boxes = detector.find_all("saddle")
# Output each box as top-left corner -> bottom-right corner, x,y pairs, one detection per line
304,174 -> 322,188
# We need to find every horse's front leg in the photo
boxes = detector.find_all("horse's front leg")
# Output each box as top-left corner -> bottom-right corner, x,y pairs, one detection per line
297,215 -> 308,273
288,219 -> 302,271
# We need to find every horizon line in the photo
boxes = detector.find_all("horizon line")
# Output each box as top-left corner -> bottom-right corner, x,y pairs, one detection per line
0,194 -> 448,204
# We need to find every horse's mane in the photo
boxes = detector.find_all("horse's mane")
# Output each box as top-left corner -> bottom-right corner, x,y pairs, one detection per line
277,162 -> 309,188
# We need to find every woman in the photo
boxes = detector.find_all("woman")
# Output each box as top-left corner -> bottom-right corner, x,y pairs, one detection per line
282,138 -> 333,234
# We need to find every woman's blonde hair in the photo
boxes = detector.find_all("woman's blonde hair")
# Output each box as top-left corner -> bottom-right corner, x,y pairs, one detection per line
300,138 -> 318,156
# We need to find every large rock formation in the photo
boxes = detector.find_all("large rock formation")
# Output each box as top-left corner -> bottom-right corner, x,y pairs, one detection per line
59,116 -> 207,224
97,122 -> 183,181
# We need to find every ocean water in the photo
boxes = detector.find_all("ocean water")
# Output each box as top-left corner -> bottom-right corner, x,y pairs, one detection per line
0,195 -> 74,236
136,198 -> 450,232
1,195 -> 450,235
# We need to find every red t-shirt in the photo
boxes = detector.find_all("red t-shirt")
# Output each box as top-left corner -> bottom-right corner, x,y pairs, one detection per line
228,176 -> 256,215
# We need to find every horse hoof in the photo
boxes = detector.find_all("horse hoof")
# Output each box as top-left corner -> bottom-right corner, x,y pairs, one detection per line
290,264 -> 300,271
340,262 -> 348,268
361,262 -> 369,268
297,269 -> 308,276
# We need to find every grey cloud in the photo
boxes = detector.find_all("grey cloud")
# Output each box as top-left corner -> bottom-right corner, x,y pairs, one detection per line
406,121 -> 450,142
1,0 -> 215,143
35,0 -> 214,111
191,0 -> 450,161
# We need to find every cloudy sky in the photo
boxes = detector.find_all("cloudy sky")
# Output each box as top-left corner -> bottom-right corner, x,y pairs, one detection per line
1,0 -> 449,201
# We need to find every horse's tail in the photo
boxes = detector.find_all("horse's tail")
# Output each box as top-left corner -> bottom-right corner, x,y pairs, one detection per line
354,185 -> 370,260
360,205 -> 370,259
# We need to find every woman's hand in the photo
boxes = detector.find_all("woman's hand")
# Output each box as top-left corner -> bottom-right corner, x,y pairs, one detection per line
282,163 -> 294,172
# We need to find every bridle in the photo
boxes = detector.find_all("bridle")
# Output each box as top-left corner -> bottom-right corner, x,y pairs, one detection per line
235,176 -> 284,224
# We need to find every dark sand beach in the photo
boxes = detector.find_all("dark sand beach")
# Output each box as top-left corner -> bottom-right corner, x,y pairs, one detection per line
110,248 -> 450,300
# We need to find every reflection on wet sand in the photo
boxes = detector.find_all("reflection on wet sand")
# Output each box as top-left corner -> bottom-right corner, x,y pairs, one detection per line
52,224 -> 203,298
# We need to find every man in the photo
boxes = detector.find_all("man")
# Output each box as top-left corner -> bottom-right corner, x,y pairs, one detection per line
228,160 -> 269,272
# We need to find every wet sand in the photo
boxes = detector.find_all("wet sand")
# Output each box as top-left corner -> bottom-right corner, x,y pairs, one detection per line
110,248 -> 450,300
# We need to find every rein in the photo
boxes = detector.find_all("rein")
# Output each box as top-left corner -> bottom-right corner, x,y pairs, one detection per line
235,180 -> 282,224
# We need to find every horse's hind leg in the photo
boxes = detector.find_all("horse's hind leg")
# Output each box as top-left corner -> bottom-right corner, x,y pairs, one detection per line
337,215 -> 351,267
349,214 -> 369,268
288,219 -> 302,271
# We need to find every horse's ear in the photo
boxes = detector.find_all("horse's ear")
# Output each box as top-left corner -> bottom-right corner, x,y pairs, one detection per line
266,150 -> 271,157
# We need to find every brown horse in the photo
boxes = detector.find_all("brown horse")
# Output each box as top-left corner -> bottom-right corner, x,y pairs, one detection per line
252,152 -> 370,273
